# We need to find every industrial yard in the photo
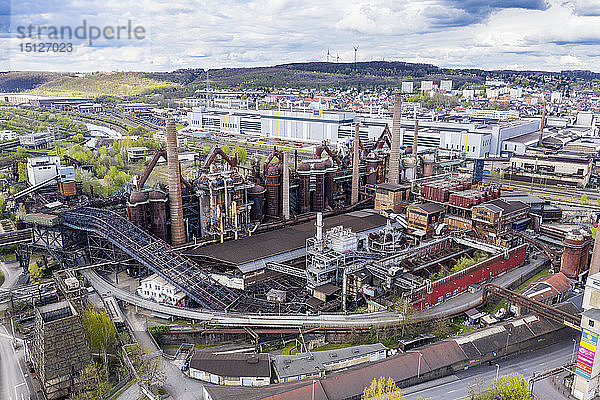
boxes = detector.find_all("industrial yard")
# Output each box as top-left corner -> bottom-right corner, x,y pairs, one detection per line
0,84 -> 597,400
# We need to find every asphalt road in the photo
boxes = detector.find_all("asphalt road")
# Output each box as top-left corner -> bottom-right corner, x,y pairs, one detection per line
403,336 -> 579,400
0,325 -> 32,400
0,261 -> 23,290
119,307 -> 206,400
83,252 -> 547,328
416,254 -> 547,321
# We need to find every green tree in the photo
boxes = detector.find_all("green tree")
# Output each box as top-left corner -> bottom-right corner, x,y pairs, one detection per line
128,345 -> 166,389
489,373 -> 533,400
15,146 -> 27,159
17,162 -> 27,182
68,361 -> 112,400
82,307 -> 118,366
233,146 -> 247,164
581,194 -> 588,205
362,376 -> 404,399
29,260 -> 44,283
470,373 -> 533,400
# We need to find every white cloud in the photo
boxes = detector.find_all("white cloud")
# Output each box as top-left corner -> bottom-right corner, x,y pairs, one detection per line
3,0 -> 600,72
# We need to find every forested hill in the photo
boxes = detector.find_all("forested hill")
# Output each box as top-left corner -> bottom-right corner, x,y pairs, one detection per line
2,61 -> 599,95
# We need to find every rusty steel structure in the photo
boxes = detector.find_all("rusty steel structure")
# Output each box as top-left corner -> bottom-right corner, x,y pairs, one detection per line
165,117 -> 186,245
351,123 -> 360,204
589,228 -> 600,276
203,146 -> 238,171
413,118 -> 419,155
62,207 -> 240,310
315,142 -> 342,167
482,283 -> 581,327
282,152 -> 290,220
389,93 -> 402,184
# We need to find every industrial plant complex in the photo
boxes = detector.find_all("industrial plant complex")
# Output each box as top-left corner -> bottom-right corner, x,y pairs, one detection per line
2,71 -> 600,400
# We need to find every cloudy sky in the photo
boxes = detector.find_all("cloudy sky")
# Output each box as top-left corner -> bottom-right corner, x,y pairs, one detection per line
1,0 -> 600,72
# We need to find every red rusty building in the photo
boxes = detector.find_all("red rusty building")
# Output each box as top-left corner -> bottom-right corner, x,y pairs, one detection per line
411,244 -> 528,309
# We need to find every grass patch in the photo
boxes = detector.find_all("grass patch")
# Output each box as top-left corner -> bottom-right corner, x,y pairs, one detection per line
312,343 -> 354,352
194,344 -> 217,350
0,269 -> 4,286
281,342 -> 299,355
482,268 -> 550,314
456,323 -> 476,334
515,268 -> 550,293
2,253 -> 16,262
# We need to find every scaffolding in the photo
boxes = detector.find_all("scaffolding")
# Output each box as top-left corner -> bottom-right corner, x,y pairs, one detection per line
195,171 -> 253,240
305,214 -> 346,290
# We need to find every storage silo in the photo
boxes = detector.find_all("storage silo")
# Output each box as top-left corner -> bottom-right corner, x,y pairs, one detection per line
149,189 -> 168,242
312,162 -> 326,212
265,165 -> 281,217
248,184 -> 266,221
128,191 -> 149,230
297,162 -> 311,214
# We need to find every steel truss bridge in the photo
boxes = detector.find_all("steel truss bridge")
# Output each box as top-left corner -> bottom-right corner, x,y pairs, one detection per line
61,207 -> 240,311
482,283 -> 581,327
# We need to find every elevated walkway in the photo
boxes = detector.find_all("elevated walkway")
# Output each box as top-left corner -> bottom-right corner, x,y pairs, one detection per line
61,207 -> 239,311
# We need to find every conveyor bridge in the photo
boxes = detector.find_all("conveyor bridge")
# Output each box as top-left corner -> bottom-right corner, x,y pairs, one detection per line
61,207 -> 239,311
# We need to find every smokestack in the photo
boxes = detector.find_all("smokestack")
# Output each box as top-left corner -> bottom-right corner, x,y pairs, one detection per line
166,117 -> 186,245
538,105 -> 546,146
282,152 -> 290,220
316,212 -> 323,242
351,123 -> 360,204
413,118 -> 419,156
389,93 -> 402,184
413,119 -> 419,155
589,231 -> 600,276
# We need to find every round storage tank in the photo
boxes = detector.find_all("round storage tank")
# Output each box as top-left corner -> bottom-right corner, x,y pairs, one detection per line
149,189 -> 168,242
265,165 -> 281,217
312,162 -> 326,212
561,232 -> 585,278
248,184 -> 267,221
128,190 -> 149,230
298,162 -> 311,214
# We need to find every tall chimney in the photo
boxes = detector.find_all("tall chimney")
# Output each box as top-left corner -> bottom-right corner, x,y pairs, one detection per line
316,212 -> 323,242
166,117 -> 186,245
351,123 -> 360,204
589,231 -> 600,276
389,93 -> 402,184
413,118 -> 419,155
538,105 -> 546,146
282,152 -> 290,220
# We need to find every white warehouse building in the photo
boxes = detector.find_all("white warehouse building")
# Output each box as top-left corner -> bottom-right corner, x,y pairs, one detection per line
187,107 -> 355,143
187,106 -> 540,158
